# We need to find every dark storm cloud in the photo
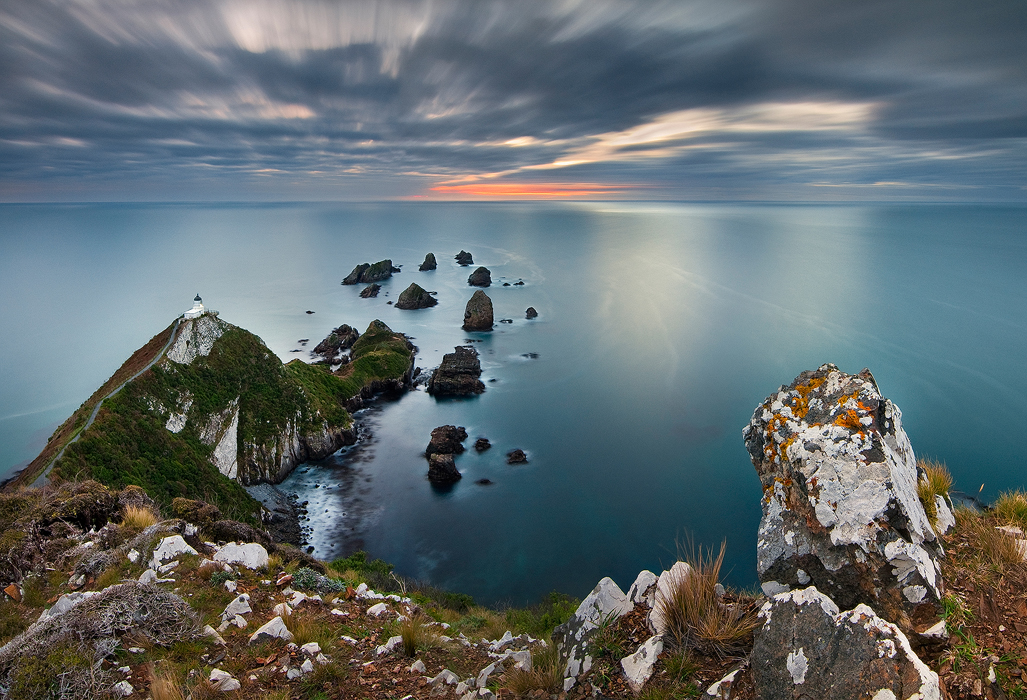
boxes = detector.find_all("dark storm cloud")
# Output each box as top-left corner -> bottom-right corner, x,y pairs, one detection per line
0,0 -> 1024,200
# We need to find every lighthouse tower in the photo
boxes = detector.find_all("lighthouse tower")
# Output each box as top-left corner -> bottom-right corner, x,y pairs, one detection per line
184,293 -> 205,319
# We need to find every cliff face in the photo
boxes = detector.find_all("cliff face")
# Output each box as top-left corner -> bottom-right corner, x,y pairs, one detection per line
47,315 -> 413,520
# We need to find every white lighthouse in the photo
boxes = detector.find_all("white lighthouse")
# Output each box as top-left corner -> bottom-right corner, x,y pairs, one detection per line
184,293 -> 205,319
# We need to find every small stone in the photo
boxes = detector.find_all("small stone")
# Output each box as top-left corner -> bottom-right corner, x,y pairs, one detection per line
367,602 -> 390,617
224,580 -> 237,593
276,573 -> 293,587
249,616 -> 294,645
127,549 -> 140,564
301,659 -> 315,674
113,680 -> 134,696
3,584 -> 21,602
150,535 -> 198,569
213,542 -> 269,570
273,603 -> 293,617
203,625 -> 227,645
287,668 -> 302,680
301,642 -> 321,655
127,647 -> 145,654
222,593 -> 252,620
410,659 -> 427,673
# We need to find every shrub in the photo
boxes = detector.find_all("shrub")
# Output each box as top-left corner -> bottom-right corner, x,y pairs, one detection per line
655,540 -> 757,656
917,459 -> 953,529
504,591 -> 578,638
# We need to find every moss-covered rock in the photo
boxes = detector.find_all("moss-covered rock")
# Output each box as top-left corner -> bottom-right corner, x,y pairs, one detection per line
395,283 -> 438,310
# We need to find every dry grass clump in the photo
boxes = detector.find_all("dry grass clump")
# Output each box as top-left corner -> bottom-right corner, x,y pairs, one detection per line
121,504 -> 159,531
400,613 -> 441,657
954,508 -> 1024,578
283,612 -> 336,649
150,666 -> 186,700
917,459 -> 953,529
993,490 -> 1027,531
500,642 -> 563,695
655,540 -> 757,657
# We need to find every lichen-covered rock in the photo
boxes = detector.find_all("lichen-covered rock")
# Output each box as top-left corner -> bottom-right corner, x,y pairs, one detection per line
312,325 -> 359,362
419,253 -> 437,271
553,577 -> 633,689
455,250 -> 473,266
425,425 -> 468,458
467,267 -> 491,287
752,586 -> 940,700
742,364 -> 943,622
427,454 -> 462,484
621,635 -> 663,692
427,347 -> 485,396
462,290 -> 493,331
395,283 -> 438,310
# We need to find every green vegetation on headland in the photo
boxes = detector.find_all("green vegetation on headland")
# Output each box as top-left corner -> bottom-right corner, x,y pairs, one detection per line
8,315 -> 414,524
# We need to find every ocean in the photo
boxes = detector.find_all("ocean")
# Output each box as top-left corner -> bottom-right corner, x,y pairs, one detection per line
1,201 -> 1025,605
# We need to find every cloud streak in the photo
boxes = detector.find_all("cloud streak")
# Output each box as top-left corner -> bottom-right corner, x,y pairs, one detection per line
0,0 -> 1024,200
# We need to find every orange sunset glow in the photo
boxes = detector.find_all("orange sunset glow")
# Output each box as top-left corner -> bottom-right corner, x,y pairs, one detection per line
427,182 -> 635,199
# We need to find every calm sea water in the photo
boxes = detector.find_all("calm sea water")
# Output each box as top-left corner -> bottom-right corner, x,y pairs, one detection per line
1,202 -> 1025,605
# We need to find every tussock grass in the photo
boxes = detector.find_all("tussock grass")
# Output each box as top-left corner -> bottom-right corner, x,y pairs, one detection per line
918,459 -> 953,529
283,612 -> 336,649
121,504 -> 158,531
150,666 -> 186,700
993,490 -> 1027,531
655,540 -> 757,657
500,642 -> 563,695
955,508 -> 1024,577
400,613 -> 441,657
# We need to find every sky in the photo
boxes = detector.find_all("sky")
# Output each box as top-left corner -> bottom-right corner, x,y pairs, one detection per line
1,0 -> 1025,202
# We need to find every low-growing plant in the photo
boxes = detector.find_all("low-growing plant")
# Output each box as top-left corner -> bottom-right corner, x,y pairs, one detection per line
284,612 -> 337,649
300,659 -> 349,693
505,591 -> 578,638
656,539 -> 758,657
150,665 -> 186,700
500,641 -> 563,695
994,490 -> 1027,531
121,504 -> 159,531
663,649 -> 700,682
955,508 -> 1024,577
918,459 -> 953,529
209,570 -> 236,587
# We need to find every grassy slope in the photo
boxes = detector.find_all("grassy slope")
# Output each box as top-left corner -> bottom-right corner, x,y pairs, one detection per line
44,320 -> 412,523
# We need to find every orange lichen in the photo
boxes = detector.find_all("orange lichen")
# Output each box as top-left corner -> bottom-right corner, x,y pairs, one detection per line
789,377 -> 827,420
834,409 -> 864,432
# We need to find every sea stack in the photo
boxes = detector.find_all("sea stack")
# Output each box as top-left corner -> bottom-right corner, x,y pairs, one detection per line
467,266 -> 491,287
342,259 -> 399,285
427,347 -> 485,396
455,250 -> 473,266
419,253 -> 437,271
395,283 -> 437,309
462,290 -> 493,331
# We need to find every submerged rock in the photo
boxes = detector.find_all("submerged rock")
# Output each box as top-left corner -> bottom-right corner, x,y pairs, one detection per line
419,253 -> 437,271
342,259 -> 399,285
525,307 -> 538,319
474,438 -> 491,452
427,454 -> 462,484
752,587 -> 940,700
743,364 -> 944,623
311,324 -> 359,363
467,266 -> 491,287
455,250 -> 473,266
462,290 -> 494,331
359,283 -> 381,298
425,425 -> 468,458
395,283 -> 438,310
426,347 -> 485,396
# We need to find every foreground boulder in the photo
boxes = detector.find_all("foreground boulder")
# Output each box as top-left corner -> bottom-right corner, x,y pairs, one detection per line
425,425 -> 468,458
342,259 -> 399,285
752,587 -> 940,700
468,266 -> 491,287
395,283 -> 438,310
419,253 -> 437,271
311,324 -> 359,363
742,364 -> 943,623
427,347 -> 485,396
554,577 -> 633,689
463,290 -> 494,331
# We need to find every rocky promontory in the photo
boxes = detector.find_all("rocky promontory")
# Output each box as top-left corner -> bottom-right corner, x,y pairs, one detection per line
395,283 -> 438,309
310,324 -> 359,363
462,290 -> 493,331
426,347 -> 485,396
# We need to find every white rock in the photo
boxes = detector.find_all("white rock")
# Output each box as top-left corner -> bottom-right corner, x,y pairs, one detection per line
249,616 -> 294,645
340,635 -> 359,644
287,668 -> 302,680
331,608 -> 348,616
209,668 -> 232,683
649,562 -> 693,634
300,642 -> 321,655
508,650 -> 531,671
138,569 -> 158,584
455,681 -> 468,696
316,653 -> 329,665
375,635 -> 403,655
118,666 -> 131,674
920,620 -> 949,640
113,679 -> 134,696
934,496 -> 955,535
367,602 -> 390,617
127,549 -> 140,564
273,603 -> 293,617
213,542 -> 269,570
409,659 -> 427,674
222,593 -> 252,620
301,659 -> 315,674
224,580 -> 237,593
203,624 -> 227,645
127,647 -> 145,654
706,668 -> 741,697
621,635 -> 663,692
150,535 -> 198,569
39,591 -> 99,620
231,614 -> 247,629
476,662 -> 496,688
430,669 -> 460,686
184,523 -> 198,537
628,570 -> 659,607
489,631 -> 514,651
